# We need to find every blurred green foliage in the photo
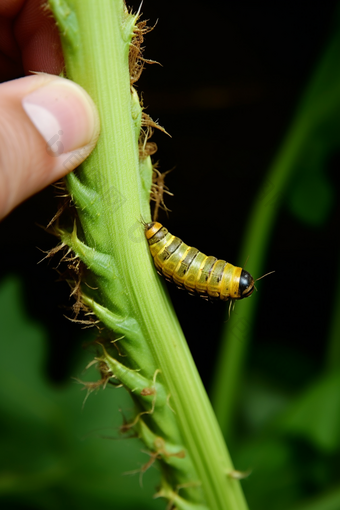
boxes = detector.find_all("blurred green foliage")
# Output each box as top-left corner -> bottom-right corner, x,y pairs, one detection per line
0,276 -> 163,510
1,3 -> 340,510
212,6 -> 340,510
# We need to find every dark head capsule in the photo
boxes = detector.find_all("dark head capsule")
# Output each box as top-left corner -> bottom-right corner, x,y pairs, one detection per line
239,269 -> 255,298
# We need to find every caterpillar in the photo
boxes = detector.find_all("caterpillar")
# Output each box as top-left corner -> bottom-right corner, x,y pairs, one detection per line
143,220 -> 256,302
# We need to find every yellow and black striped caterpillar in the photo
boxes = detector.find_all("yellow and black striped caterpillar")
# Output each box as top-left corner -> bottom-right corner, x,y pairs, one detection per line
144,221 -> 255,302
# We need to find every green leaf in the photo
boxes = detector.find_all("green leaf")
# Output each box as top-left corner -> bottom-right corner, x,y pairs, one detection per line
291,486 -> 340,510
0,275 -> 163,510
279,371 -> 340,452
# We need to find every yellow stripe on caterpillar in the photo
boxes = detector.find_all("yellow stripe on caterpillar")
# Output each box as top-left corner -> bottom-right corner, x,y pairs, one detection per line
143,221 -> 255,302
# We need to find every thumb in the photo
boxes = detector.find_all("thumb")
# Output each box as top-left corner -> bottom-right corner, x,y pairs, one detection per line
0,74 -> 100,220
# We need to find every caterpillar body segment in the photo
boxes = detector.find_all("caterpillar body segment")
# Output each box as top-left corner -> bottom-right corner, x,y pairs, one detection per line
144,221 -> 255,301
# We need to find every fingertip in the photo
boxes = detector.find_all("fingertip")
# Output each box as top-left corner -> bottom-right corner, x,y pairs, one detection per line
0,74 -> 100,219
22,77 -> 100,161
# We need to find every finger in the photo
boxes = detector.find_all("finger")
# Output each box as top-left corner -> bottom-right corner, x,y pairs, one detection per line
0,0 -> 64,81
0,73 -> 100,220
14,0 -> 64,75
0,0 -> 26,17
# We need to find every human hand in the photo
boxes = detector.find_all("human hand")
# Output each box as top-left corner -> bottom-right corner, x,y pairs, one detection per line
0,0 -> 100,220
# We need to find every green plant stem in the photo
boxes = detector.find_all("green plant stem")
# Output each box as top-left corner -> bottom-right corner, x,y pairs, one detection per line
210,119 -> 306,440
211,11 -> 340,441
48,1 -> 248,508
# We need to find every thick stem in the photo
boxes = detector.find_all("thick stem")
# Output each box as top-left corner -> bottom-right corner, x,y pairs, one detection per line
48,1 -> 248,508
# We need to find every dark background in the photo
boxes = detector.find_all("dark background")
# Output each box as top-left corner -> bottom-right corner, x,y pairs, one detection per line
1,0 -> 339,386
125,0 -> 340,391
1,2 -> 340,509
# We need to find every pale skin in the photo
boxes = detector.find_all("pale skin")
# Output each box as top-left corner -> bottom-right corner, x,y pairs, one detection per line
0,0 -> 100,220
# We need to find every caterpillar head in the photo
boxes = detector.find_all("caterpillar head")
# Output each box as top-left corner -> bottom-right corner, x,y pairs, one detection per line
239,269 -> 275,300
239,269 -> 255,298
